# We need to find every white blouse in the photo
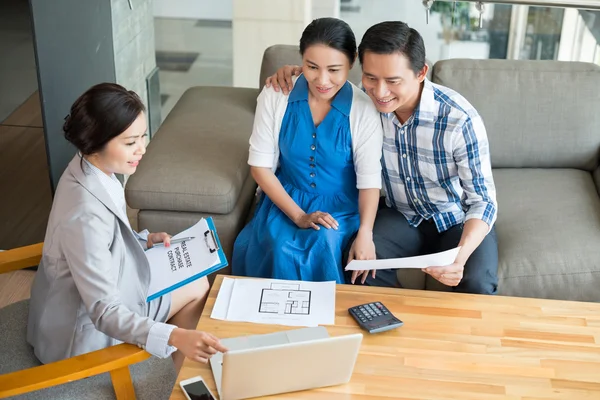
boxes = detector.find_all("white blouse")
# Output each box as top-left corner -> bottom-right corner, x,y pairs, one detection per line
248,76 -> 383,190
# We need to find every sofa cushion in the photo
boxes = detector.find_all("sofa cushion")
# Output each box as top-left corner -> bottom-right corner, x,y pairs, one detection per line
432,60 -> 600,170
126,87 -> 259,214
493,168 -> 600,301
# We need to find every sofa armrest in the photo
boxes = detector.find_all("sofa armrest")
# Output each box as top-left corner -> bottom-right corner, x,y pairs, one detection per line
594,166 -> 600,196
126,86 -> 259,215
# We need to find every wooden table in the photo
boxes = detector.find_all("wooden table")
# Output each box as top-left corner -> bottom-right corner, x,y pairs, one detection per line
170,275 -> 600,400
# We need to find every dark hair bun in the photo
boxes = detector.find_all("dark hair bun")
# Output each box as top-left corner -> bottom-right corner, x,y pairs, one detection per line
63,83 -> 146,155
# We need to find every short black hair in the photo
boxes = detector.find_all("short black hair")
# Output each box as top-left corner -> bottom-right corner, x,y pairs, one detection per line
63,83 -> 145,156
299,17 -> 357,65
358,21 -> 426,75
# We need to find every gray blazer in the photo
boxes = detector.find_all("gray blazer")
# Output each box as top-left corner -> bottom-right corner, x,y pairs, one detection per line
27,156 -> 159,364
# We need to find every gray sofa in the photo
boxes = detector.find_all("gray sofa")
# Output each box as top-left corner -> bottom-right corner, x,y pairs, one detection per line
126,45 -> 600,302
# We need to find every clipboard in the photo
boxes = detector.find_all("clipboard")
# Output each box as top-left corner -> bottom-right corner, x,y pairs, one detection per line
146,217 -> 228,302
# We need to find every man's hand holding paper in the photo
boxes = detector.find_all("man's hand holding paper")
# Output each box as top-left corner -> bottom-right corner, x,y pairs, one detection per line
422,260 -> 465,287
345,247 -> 461,275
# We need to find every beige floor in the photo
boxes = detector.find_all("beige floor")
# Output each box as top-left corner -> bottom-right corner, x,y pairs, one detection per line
0,270 -> 34,308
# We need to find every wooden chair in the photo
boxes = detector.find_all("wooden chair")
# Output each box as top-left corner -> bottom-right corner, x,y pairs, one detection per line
0,243 -> 175,400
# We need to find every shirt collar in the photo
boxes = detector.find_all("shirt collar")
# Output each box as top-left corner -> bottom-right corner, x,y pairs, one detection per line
331,80 -> 352,116
68,155 -> 132,230
288,74 -> 308,103
382,78 -> 436,126
288,74 -> 353,117
81,156 -> 127,217
417,78 -> 436,122
82,156 -> 122,187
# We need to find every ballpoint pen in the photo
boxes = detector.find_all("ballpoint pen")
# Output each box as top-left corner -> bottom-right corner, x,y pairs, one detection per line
150,236 -> 196,248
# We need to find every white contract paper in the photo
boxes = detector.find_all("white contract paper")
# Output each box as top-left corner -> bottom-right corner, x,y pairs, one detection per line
145,218 -> 220,301
211,277 -> 336,327
345,247 -> 461,271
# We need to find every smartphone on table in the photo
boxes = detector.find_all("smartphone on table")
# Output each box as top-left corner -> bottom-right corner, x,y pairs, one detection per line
180,376 -> 216,400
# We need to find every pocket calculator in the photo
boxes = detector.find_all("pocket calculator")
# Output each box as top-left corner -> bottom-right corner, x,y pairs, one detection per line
348,302 -> 404,334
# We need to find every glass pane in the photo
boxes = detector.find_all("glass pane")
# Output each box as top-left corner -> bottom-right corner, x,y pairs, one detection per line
340,1 -> 600,66
555,9 -> 600,64
488,4 -> 513,59
341,1 -> 513,63
521,7 -> 564,60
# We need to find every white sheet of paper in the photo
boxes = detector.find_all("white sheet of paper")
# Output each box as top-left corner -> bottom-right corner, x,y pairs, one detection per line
145,218 -> 220,299
211,278 -> 336,327
345,247 -> 461,271
211,277 -> 236,320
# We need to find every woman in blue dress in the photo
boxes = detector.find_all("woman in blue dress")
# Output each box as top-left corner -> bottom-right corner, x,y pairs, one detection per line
232,18 -> 383,284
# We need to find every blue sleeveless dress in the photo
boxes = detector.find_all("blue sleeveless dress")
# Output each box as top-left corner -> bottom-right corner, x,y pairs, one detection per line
232,75 -> 359,283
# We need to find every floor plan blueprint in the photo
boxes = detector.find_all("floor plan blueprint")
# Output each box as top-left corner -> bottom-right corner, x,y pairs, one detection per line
258,282 -> 312,315
211,278 -> 336,327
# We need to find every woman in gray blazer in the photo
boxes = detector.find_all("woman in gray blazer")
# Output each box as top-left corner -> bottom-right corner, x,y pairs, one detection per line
27,83 -> 226,372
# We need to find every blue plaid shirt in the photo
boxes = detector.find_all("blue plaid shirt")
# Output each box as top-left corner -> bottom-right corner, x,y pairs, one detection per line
380,79 -> 497,233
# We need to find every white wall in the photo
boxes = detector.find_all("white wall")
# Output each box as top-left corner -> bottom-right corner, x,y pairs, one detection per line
233,0 -> 312,88
313,0 -> 340,19
153,0 -> 233,20
154,0 -> 336,23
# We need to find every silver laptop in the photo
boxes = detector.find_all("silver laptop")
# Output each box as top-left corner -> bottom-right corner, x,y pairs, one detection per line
209,327 -> 363,400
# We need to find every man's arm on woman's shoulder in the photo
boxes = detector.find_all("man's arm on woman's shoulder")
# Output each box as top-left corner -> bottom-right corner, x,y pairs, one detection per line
265,65 -> 302,94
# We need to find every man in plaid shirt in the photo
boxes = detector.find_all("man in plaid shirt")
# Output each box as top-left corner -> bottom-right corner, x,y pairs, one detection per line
266,21 -> 498,294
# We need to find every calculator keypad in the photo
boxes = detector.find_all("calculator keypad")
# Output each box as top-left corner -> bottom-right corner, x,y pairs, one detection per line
349,302 -> 403,334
